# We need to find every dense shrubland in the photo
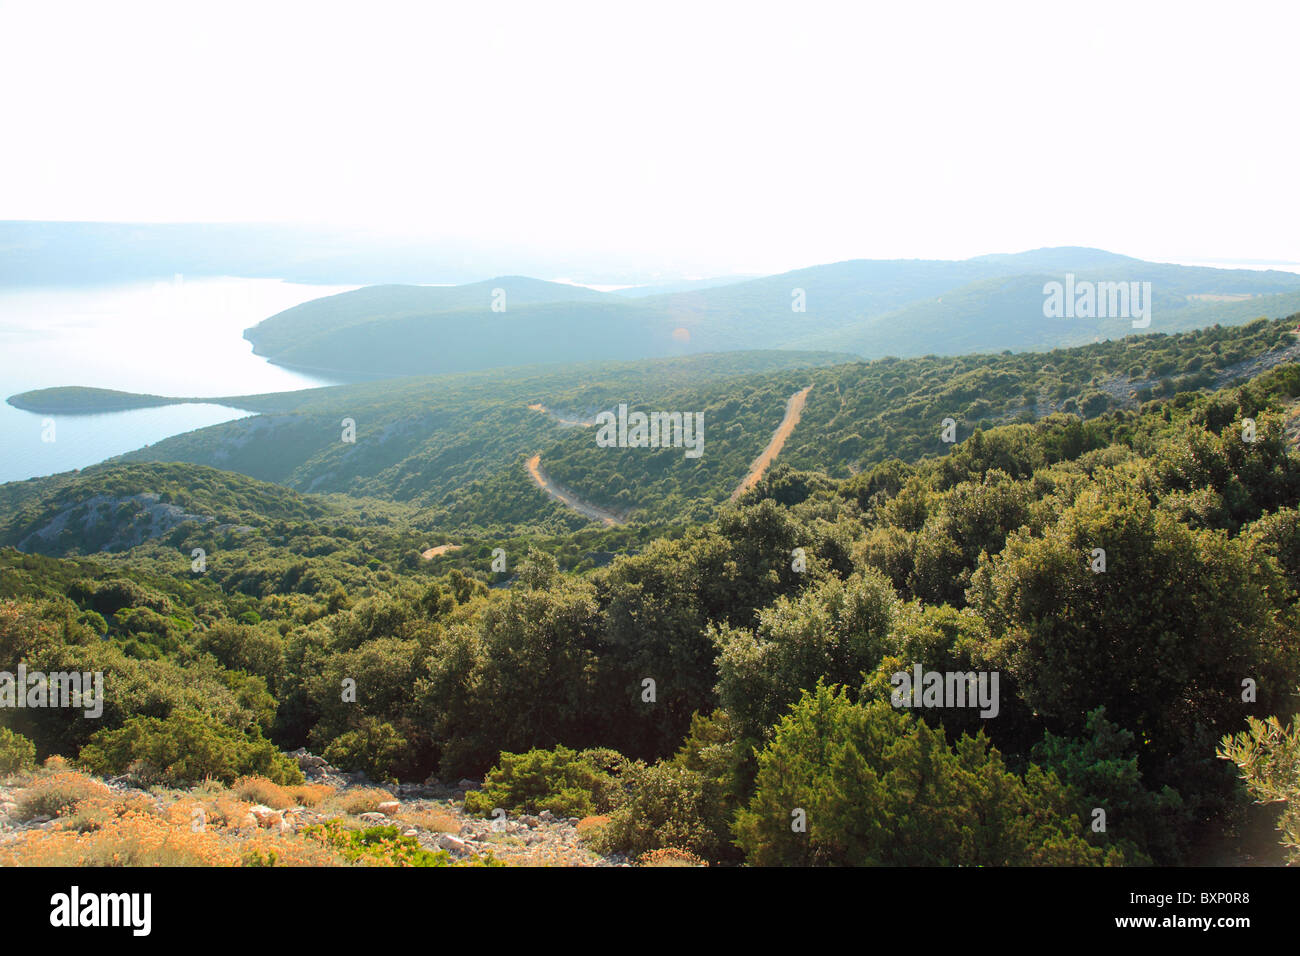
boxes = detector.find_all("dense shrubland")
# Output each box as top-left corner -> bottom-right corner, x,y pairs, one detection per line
1,324 -> 1298,865
57,318 -> 1294,534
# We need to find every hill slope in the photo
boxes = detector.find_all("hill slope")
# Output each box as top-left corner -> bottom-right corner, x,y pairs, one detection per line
240,249 -> 1300,376
29,318 -> 1283,534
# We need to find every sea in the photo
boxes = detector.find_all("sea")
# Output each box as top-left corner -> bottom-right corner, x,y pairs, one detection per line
0,277 -> 356,485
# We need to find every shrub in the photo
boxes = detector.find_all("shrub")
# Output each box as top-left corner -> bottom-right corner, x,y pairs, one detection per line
1,811 -> 230,866
301,820 -> 460,867
970,484 -> 1298,809
77,710 -> 303,786
734,684 -> 1119,866
0,727 -> 37,775
463,746 -> 625,818
60,791 -> 158,834
713,570 -> 899,741
592,762 -> 721,861
82,579 -> 172,616
164,795 -> 253,831
285,783 -> 335,807
233,775 -> 294,810
1218,706 -> 1300,865
232,833 -> 347,866
575,815 -> 610,841
197,621 -> 285,687
336,788 -> 395,815
638,847 -> 706,867
15,771 -> 112,820
76,610 -> 108,637
317,718 -> 409,784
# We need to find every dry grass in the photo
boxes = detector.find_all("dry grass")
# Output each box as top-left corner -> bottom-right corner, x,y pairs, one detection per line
575,815 -> 610,841
39,755 -> 70,774
0,776 -> 466,868
15,772 -> 112,820
59,792 -> 158,834
332,787 -> 395,815
0,806 -> 347,867
286,783 -> 335,807
232,775 -> 294,809
164,795 -> 255,831
0,810 -> 234,866
394,806 -> 460,833
638,847 -> 707,867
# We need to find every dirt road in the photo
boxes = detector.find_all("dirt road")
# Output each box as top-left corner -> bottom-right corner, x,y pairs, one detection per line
526,454 -> 624,526
731,385 -> 813,501
527,404 -> 596,427
420,544 -> 462,560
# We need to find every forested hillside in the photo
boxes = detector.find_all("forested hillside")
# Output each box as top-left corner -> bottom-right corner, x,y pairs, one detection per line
3,313 -> 1298,868
50,317 -> 1296,533
2,342 -> 1298,866
237,249 -> 1300,376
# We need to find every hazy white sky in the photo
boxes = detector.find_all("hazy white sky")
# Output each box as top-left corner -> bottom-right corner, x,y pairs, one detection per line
2,0 -> 1297,275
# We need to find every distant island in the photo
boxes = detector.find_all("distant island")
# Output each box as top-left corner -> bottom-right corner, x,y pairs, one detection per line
6,386 -> 293,415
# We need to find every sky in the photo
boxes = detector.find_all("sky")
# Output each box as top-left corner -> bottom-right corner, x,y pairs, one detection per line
2,0 -> 1298,277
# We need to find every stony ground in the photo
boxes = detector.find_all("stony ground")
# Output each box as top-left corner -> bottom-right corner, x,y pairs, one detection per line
287,750 -> 630,866
0,749 -> 632,867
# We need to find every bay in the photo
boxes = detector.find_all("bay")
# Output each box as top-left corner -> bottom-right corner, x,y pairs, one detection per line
0,277 -> 357,485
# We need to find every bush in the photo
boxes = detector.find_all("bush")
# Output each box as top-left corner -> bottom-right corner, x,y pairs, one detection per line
734,684 -> 1119,866
285,783 -> 335,807
76,610 -> 108,637
638,847 -> 706,867
197,621 -> 285,687
233,775 -> 294,809
592,761 -> 722,861
81,579 -> 172,616
299,820 -> 480,867
1218,705 -> 1300,865
713,571 -> 898,741
575,815 -> 611,842
15,771 -> 112,820
77,711 -> 303,786
462,746 -> 626,818
0,727 -> 37,775
60,790 -> 158,834
317,718 -> 409,784
337,788 -> 395,815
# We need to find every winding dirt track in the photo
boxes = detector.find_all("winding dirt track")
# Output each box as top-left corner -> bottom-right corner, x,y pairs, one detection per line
526,454 -> 624,527
527,404 -> 595,427
420,544 -> 462,560
523,385 -> 812,523
731,385 -> 813,501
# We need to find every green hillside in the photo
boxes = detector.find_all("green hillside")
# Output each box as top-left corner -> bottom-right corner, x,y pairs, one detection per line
794,272 -> 1300,357
24,318 -> 1285,537
244,277 -> 618,360
237,249 -> 1300,377
263,300 -> 691,376
3,343 -> 1298,868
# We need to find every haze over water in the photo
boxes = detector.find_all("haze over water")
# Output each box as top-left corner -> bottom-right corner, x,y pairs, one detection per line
0,277 -> 355,484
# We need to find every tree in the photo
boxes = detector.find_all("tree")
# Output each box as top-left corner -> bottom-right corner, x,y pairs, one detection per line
713,570 -> 898,742
734,684 -> 1119,866
1218,697 -> 1300,865
971,483 -> 1299,807
421,577 -> 603,777
1032,708 -> 1188,864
